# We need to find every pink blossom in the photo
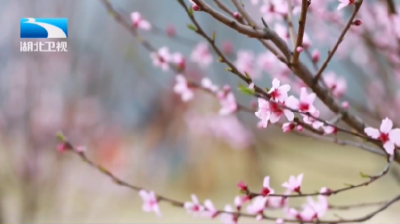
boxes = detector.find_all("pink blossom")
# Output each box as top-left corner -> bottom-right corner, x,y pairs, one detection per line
285,207 -> 301,220
285,88 -> 316,113
166,24 -> 176,37
191,42 -> 213,69
342,101 -> 349,109
201,77 -> 219,92
218,90 -> 238,115
282,173 -> 304,193
220,205 -> 237,224
130,12 -> 151,30
302,110 -> 323,129
302,33 -> 312,48
138,190 -> 161,216
202,199 -> 218,218
337,0 -> 356,10
237,181 -> 248,191
235,50 -> 258,79
312,49 -> 320,62
184,194 -> 205,216
302,195 -> 329,220
323,125 -> 337,135
323,72 -> 347,98
186,113 -> 253,149
282,122 -> 298,133
250,0 -> 259,5
260,0 -> 287,22
150,47 -> 171,71
234,196 -> 243,209
246,196 -> 267,219
266,190 -> 290,208
270,101 -> 294,123
173,75 -> 194,102
170,52 -> 186,71
261,176 -> 275,196
276,218 -> 284,224
222,40 -> 233,55
268,78 -> 291,102
364,117 -> 400,155
255,98 -> 294,127
255,98 -> 271,128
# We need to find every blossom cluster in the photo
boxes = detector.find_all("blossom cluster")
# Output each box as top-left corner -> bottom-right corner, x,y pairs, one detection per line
139,174 -> 333,223
66,0 -> 400,223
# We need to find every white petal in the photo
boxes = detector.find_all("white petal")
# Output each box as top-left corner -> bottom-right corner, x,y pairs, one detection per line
380,117 -> 393,133
364,127 -> 380,138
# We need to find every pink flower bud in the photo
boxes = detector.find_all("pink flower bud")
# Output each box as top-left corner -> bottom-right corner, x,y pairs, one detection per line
166,24 -> 176,37
237,181 -> 248,191
192,4 -> 200,11
312,49 -> 320,63
296,125 -> 303,131
352,19 -> 362,26
233,12 -> 240,19
320,187 -> 333,196
222,85 -> 231,92
296,46 -> 303,53
222,41 -> 233,55
57,143 -> 70,152
341,101 -> 349,109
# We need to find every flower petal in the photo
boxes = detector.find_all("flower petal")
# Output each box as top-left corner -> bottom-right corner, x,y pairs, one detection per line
380,117 -> 393,133
364,127 -> 380,138
383,141 -> 395,155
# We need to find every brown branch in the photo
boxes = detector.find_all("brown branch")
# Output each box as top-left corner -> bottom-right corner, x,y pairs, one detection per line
193,0 -> 290,61
285,0 -> 296,48
180,0 -> 395,200
247,154 -> 393,198
311,1 -> 363,87
294,130 -> 385,157
291,0 -> 309,64
212,0 -> 245,24
386,0 -> 397,14
59,136 -> 400,223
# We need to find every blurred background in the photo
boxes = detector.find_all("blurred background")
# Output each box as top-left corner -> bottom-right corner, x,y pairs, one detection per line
0,0 -> 400,223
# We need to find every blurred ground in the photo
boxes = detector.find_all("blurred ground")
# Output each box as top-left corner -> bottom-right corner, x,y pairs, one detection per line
3,133 -> 396,223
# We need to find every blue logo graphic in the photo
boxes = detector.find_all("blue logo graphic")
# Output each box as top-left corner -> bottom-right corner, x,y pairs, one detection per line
20,18 -> 68,38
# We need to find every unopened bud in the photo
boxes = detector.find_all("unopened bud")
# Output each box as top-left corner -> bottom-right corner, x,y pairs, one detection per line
192,4 -> 200,11
166,24 -> 176,37
352,19 -> 362,26
312,49 -> 320,63
341,101 -> 349,109
296,46 -> 303,53
233,12 -> 240,19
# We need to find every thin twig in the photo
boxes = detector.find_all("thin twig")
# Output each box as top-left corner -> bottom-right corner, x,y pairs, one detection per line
59,137 -> 400,223
386,0 -> 397,14
291,0 -> 309,64
285,0 -> 297,48
212,0 -> 246,24
312,1 -> 363,87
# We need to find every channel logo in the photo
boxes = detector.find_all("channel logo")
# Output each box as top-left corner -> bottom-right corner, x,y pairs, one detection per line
20,18 -> 68,38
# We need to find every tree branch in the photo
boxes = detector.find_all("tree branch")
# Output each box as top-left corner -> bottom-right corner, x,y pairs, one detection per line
291,0 -> 309,64
311,1 -> 363,87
